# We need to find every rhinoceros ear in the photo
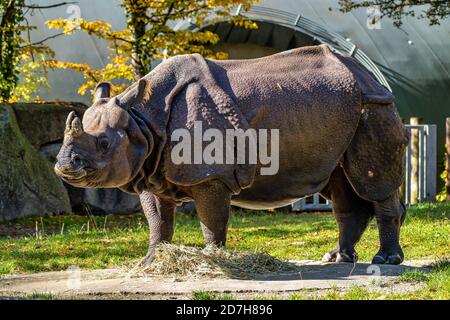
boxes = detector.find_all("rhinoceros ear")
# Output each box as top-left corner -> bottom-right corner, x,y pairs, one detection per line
93,82 -> 112,102
135,78 -> 151,105
119,78 -> 151,108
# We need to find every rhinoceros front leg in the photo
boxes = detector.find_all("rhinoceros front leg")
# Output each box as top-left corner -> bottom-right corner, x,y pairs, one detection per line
372,190 -> 406,265
139,190 -> 176,266
191,180 -> 232,246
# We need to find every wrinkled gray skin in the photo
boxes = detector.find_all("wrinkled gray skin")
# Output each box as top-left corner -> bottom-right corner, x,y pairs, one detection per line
55,45 -> 409,266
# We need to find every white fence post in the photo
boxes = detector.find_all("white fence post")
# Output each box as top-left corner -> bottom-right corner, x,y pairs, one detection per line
425,125 -> 437,202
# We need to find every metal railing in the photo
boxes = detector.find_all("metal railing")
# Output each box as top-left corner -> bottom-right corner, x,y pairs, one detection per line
174,4 -> 392,92
234,5 -> 392,91
292,193 -> 332,211
293,124 -> 437,211
404,125 -> 437,204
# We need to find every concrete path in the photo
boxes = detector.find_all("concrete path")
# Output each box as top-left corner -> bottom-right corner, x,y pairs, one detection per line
0,260 -> 431,299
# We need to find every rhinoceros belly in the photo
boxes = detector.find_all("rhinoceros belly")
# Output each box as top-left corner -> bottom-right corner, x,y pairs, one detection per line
231,131 -> 342,210
232,174 -> 331,209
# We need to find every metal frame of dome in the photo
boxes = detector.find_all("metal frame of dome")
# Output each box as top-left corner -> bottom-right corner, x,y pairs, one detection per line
174,4 -> 392,92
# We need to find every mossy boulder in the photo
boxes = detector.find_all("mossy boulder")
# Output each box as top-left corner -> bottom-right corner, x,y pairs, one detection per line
0,104 -> 71,221
0,102 -> 142,218
12,102 -> 87,149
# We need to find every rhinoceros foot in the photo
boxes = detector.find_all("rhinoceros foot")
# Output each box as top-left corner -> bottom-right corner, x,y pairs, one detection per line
372,251 -> 404,265
322,248 -> 358,263
322,249 -> 338,263
336,252 -> 358,263
137,251 -> 156,269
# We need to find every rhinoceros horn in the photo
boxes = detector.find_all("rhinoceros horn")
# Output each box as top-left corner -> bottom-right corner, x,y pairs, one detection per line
64,111 -> 83,137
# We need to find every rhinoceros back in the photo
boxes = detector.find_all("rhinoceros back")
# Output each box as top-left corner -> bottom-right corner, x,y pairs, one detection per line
332,50 -> 394,105
205,45 -> 366,207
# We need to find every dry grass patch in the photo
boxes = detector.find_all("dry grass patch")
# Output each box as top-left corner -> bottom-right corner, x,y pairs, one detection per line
133,243 -> 298,279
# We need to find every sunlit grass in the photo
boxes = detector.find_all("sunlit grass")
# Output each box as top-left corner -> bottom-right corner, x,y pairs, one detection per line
0,203 -> 448,275
191,259 -> 450,300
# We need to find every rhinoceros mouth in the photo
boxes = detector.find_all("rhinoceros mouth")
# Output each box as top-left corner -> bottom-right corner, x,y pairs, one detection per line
54,165 -> 96,183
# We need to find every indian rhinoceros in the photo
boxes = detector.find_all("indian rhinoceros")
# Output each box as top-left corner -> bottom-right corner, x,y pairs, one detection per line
55,44 -> 409,266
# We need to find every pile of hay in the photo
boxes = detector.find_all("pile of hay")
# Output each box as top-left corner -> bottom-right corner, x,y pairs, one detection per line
136,243 -> 298,279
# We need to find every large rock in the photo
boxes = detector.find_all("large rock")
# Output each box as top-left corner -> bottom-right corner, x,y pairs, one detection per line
12,102 -> 86,149
17,103 -> 143,216
1,102 -> 180,218
0,104 -> 72,221
75,188 -> 142,214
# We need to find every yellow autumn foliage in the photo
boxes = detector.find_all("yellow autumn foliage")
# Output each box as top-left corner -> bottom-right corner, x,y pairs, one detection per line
46,0 -> 259,97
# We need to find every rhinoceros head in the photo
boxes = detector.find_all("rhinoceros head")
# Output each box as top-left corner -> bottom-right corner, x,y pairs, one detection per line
55,80 -> 153,189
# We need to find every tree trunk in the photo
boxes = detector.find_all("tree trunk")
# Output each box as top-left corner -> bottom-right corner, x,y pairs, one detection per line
410,117 -> 422,204
130,12 -> 147,79
446,118 -> 450,201
128,1 -> 174,79
0,0 -> 24,101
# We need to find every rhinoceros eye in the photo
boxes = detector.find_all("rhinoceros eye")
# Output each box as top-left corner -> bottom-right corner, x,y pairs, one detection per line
98,136 -> 109,153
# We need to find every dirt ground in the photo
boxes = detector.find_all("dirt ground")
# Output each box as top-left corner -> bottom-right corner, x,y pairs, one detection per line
0,260 -> 432,299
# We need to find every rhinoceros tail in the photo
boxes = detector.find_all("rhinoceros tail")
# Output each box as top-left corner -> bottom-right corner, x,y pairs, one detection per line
361,92 -> 395,105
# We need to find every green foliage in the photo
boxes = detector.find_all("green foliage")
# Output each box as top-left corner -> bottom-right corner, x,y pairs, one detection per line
47,0 -> 259,96
436,169 -> 447,202
0,0 -> 56,103
436,148 -> 448,202
338,0 -> 450,27
0,0 -> 25,101
436,144 -> 450,202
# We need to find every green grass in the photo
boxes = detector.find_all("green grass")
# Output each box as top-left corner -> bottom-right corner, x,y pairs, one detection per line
289,259 -> 450,300
399,269 -> 430,283
192,291 -> 235,300
0,202 -> 448,275
28,292 -> 57,300
0,203 -> 448,300
191,259 -> 450,300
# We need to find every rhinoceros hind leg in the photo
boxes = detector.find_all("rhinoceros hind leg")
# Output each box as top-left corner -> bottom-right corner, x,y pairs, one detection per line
342,103 -> 408,203
191,180 -> 232,247
321,167 -> 374,263
372,191 -> 406,265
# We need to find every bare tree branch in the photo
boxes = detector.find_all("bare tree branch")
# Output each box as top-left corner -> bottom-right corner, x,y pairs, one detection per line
338,0 -> 450,26
21,31 -> 64,47
22,1 -> 76,10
